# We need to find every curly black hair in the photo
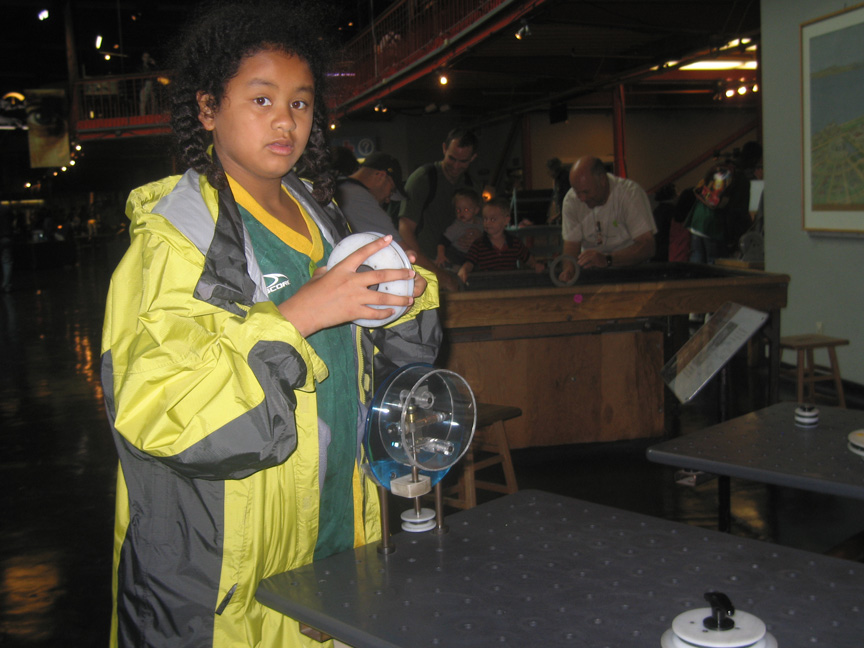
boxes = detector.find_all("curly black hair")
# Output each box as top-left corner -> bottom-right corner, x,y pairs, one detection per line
168,0 -> 335,204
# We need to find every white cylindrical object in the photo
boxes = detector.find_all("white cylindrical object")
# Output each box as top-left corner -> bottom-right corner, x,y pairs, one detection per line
327,232 -> 414,327
661,606 -> 778,648
794,404 -> 819,427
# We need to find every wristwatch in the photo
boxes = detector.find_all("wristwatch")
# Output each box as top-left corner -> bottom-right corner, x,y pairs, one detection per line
605,254 -> 613,267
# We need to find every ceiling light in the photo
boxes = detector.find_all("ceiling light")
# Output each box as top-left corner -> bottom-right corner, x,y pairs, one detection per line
515,20 -> 531,40
3,91 -> 26,104
720,38 -> 752,51
679,60 -> 755,71
95,35 -> 102,49
38,9 -> 49,21
438,69 -> 449,85
724,88 -> 736,98
374,101 -> 388,113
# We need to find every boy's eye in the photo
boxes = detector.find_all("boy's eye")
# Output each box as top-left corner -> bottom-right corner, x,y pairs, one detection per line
254,97 -> 272,107
291,99 -> 310,110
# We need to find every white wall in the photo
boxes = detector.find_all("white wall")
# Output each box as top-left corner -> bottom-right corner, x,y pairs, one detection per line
337,108 -> 757,200
762,0 -> 864,384
528,109 -> 758,195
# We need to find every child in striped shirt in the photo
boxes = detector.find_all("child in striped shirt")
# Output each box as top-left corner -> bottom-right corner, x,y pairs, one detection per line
458,197 -> 544,284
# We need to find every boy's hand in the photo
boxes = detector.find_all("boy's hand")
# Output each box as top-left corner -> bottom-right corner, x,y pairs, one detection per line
278,235 -> 415,337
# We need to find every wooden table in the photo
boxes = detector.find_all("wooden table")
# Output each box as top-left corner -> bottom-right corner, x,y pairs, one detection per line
257,490 -> 862,648
439,263 -> 789,447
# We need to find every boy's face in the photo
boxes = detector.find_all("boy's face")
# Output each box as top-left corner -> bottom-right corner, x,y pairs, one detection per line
482,205 -> 508,236
453,196 -> 480,223
197,49 -> 315,191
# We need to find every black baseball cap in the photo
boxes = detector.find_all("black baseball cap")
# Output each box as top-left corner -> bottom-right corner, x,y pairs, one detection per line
361,152 -> 405,201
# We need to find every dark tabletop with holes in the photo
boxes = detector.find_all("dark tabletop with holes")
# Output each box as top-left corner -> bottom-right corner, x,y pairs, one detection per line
647,402 -> 864,500
257,490 -> 862,648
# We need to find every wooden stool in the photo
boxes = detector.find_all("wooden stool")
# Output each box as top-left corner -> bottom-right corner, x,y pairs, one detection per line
444,403 -> 521,509
780,334 -> 849,408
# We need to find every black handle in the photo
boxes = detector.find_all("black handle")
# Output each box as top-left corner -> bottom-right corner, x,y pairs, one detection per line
703,591 -> 735,631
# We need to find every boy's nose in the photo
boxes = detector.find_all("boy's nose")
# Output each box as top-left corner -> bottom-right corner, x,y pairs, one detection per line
273,109 -> 296,133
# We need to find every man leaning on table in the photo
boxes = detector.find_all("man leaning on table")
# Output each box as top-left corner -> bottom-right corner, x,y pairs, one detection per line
558,155 -> 657,281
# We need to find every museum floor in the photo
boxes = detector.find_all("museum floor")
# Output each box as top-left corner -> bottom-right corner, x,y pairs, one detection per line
1,240 -> 861,647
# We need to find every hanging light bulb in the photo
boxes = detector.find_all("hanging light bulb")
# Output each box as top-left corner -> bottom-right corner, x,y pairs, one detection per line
438,69 -> 449,85
514,19 -> 531,40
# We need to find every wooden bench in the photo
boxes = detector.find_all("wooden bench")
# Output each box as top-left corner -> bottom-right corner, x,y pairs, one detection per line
443,403 -> 521,509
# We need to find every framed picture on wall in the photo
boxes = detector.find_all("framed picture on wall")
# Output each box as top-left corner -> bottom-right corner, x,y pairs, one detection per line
801,2 -> 864,233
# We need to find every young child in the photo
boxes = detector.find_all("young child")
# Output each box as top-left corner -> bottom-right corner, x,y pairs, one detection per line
100,3 -> 440,647
434,188 -> 483,268
457,197 -> 544,283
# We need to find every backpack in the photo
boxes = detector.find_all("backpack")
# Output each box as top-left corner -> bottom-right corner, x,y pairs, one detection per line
419,162 -> 476,215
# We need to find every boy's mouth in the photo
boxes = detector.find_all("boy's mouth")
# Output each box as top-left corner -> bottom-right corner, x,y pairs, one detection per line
268,140 -> 295,156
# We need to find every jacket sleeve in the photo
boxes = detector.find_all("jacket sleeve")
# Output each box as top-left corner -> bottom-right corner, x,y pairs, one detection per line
102,224 -> 327,481
370,265 -> 442,379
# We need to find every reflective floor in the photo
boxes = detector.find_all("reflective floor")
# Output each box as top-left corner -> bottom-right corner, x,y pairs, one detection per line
1,241 -> 861,647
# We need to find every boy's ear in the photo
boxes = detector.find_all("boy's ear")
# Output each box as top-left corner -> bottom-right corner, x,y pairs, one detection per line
196,91 -> 216,131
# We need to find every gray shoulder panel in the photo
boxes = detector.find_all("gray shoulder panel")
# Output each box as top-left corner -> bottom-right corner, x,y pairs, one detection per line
154,170 -> 214,256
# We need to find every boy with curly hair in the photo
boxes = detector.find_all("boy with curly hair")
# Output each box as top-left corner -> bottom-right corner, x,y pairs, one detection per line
101,2 -> 440,645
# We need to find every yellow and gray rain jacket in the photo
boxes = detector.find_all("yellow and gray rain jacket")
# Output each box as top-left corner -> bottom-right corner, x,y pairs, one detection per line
101,169 -> 441,647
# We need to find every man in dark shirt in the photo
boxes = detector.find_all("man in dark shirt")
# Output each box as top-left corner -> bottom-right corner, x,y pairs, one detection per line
399,128 -> 478,291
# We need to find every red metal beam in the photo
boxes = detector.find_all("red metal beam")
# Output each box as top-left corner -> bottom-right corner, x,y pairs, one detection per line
612,85 -> 627,178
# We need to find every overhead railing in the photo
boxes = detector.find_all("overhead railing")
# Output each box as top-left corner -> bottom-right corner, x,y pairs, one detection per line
72,71 -> 170,141
328,0 -> 537,119
69,0 -> 527,137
